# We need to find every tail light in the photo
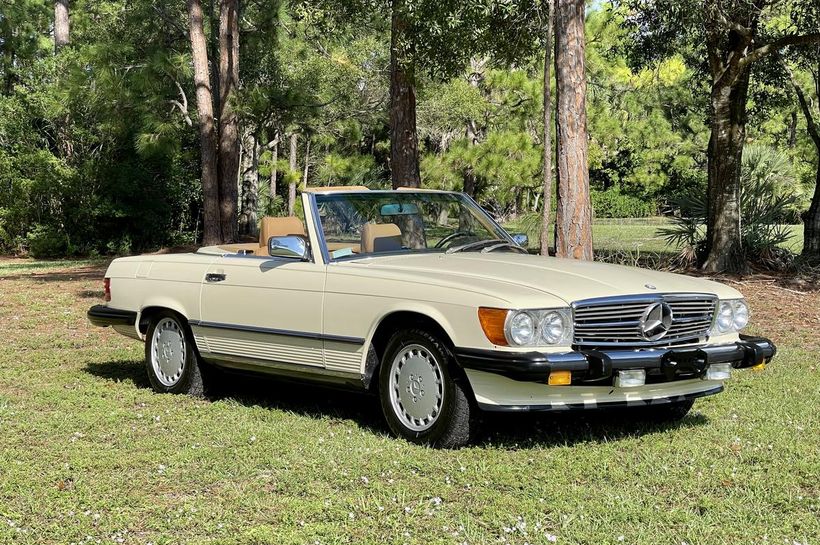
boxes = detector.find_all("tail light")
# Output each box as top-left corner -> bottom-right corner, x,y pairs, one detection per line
103,277 -> 111,302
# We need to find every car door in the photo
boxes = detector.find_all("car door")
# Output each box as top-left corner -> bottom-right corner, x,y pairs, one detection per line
195,254 -> 327,372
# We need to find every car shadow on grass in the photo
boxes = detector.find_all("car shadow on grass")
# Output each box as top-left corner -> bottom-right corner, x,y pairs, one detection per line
478,408 -> 709,449
84,359 -> 387,434
84,359 -> 709,448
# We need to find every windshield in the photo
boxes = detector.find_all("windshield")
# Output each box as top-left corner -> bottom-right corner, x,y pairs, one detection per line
314,191 -> 512,259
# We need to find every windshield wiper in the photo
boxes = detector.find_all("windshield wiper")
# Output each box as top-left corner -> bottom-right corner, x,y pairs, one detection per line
446,239 -> 530,255
480,242 -> 529,254
445,239 -> 496,254
446,239 -> 527,254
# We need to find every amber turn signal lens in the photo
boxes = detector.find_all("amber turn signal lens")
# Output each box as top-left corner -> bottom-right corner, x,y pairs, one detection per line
548,370 -> 572,385
478,307 -> 508,346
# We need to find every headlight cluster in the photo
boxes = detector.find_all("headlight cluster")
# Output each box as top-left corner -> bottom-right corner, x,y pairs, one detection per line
712,298 -> 749,334
479,307 -> 573,347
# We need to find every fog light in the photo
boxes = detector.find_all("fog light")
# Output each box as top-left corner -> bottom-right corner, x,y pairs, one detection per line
614,369 -> 646,388
548,370 -> 572,385
706,362 -> 732,380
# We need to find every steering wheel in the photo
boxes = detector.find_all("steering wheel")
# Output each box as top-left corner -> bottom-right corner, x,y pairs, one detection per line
434,231 -> 474,249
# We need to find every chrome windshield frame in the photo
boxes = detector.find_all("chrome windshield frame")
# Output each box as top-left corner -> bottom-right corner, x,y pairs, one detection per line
308,190 -> 515,263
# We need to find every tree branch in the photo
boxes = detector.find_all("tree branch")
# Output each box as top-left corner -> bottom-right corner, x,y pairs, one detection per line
740,33 -> 820,70
781,57 -> 820,148
170,80 -> 193,127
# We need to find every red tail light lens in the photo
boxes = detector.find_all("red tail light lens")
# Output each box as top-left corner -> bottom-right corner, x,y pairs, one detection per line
103,278 -> 111,302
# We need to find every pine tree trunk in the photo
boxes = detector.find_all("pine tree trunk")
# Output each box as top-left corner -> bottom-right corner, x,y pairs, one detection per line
54,0 -> 70,51
554,0 -> 593,260
702,74 -> 750,273
53,0 -> 72,159
784,60 -> 820,261
187,0 -> 221,245
804,167 -> 820,260
788,110 -> 797,148
302,137 -> 311,188
540,0 -> 554,257
239,132 -> 259,237
269,135 -> 279,200
462,58 -> 485,199
288,132 -> 297,216
217,0 -> 240,243
389,0 -> 421,189
463,115 -> 477,199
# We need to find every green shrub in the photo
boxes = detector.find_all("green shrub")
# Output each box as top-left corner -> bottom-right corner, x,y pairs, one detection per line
26,224 -> 69,258
591,189 -> 656,218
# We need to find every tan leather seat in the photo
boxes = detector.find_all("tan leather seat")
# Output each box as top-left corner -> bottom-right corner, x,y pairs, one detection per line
361,223 -> 402,254
258,216 -> 306,256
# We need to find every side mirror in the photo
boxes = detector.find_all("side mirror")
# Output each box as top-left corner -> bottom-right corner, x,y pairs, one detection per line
268,235 -> 309,261
511,233 -> 529,248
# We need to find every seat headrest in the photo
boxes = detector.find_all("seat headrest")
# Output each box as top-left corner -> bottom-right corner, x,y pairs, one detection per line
259,216 -> 306,247
361,223 -> 402,254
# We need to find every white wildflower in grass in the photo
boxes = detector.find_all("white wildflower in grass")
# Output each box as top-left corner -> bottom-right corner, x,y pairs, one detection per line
430,497 -> 442,506
545,533 -> 557,542
360,476 -> 369,484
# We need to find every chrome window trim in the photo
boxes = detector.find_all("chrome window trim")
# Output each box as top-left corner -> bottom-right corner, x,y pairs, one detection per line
305,191 -> 331,265
189,319 -> 365,345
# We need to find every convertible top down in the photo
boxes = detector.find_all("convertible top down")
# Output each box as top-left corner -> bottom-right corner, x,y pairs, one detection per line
88,188 -> 775,447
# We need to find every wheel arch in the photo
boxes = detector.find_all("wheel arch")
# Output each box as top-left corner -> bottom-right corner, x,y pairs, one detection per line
138,302 -> 191,336
362,308 -> 464,391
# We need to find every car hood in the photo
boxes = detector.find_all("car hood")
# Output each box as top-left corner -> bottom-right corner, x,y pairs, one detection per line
341,252 -> 739,305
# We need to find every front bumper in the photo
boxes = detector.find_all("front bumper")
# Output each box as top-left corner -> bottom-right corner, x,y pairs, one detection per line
455,334 -> 776,384
87,305 -> 137,328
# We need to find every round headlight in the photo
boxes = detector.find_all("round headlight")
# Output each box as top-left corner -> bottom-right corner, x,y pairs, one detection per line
540,311 -> 567,344
508,311 -> 535,345
716,301 -> 734,332
732,300 -> 749,330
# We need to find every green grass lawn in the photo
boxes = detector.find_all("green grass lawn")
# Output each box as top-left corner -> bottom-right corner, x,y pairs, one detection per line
1,261 -> 818,545
502,218 -> 804,255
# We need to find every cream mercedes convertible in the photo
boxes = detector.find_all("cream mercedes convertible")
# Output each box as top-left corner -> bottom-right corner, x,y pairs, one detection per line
88,188 -> 775,447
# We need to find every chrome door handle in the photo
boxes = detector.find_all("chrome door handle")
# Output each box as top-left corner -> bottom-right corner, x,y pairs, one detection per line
205,273 -> 226,282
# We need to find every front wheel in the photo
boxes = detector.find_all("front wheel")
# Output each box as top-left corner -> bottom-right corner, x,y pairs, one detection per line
378,328 -> 479,448
145,311 -> 214,397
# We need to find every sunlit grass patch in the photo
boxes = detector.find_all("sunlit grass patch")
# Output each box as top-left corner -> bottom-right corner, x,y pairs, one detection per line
0,258 -> 817,545
0,258 -> 106,276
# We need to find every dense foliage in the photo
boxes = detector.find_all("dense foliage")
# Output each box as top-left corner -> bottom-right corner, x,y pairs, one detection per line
0,0 -> 817,257
659,145 -> 803,267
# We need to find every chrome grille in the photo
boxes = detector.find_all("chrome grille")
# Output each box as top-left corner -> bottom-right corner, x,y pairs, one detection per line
572,293 -> 717,348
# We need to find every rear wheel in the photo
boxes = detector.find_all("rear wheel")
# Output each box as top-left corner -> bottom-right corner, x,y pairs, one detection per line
378,328 -> 479,448
145,311 -> 213,397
